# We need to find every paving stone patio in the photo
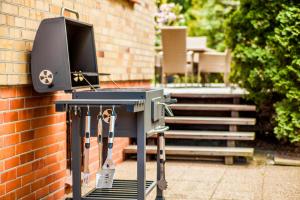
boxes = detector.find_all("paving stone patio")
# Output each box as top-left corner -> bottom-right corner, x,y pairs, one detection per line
114,153 -> 300,200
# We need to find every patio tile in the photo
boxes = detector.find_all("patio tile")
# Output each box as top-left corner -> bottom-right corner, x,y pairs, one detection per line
113,158 -> 300,200
166,181 -> 216,199
262,165 -> 300,200
212,190 -> 256,200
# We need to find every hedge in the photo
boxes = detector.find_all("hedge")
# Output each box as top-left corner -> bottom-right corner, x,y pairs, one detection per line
226,0 -> 300,142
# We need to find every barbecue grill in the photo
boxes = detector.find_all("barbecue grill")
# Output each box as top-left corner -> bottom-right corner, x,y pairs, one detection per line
31,9 -> 173,200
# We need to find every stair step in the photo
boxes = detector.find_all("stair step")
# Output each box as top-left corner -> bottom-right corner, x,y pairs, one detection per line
165,116 -> 256,125
170,104 -> 256,111
153,130 -> 255,140
165,87 -> 247,99
124,145 -> 254,157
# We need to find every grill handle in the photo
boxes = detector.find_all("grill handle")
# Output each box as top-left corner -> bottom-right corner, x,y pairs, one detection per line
163,93 -> 177,104
147,126 -> 169,135
61,7 -> 79,20
158,102 -> 174,117
165,98 -> 177,104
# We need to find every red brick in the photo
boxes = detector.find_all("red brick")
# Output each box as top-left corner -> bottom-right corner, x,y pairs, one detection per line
31,115 -> 57,129
46,170 -> 65,185
47,163 -> 60,175
0,100 -> 9,111
16,86 -> 32,97
20,152 -> 34,164
21,172 -> 34,186
18,109 -> 33,120
46,106 -> 56,115
0,184 -> 5,196
31,178 -> 46,192
4,156 -> 20,170
22,193 -> 35,200
0,146 -> 15,160
44,194 -> 55,200
16,141 -> 32,154
34,143 -> 62,159
32,106 -> 55,118
0,161 -> 3,171
20,131 -> 34,142
3,112 -> 18,123
34,167 -> 48,180
17,163 -> 32,177
32,134 -> 59,150
36,186 -> 49,199
34,124 -> 65,138
1,169 -> 16,184
4,134 -> 20,146
34,147 -> 49,159
25,96 -> 52,108
16,184 -> 31,199
0,113 -> 3,124
6,178 -> 21,193
32,159 -> 45,171
44,155 -> 57,166
9,99 -> 24,110
49,180 -> 64,193
0,87 -> 16,99
0,123 -> 15,136
1,191 -> 16,200
24,97 -> 39,108
15,120 -> 31,132
53,188 -> 64,199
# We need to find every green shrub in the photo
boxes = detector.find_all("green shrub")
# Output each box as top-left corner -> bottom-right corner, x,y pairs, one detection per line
226,0 -> 300,142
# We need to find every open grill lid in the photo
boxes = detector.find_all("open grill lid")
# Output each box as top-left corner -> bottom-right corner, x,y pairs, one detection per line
31,16 -> 99,93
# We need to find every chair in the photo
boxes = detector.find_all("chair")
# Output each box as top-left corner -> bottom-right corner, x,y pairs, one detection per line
161,26 -> 193,85
197,49 -> 231,85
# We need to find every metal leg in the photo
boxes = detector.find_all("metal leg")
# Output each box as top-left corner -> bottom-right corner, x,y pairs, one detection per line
156,132 -> 165,200
137,112 -> 146,200
71,111 -> 82,200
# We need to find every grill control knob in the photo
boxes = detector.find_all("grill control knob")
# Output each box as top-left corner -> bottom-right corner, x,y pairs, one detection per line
39,70 -> 54,86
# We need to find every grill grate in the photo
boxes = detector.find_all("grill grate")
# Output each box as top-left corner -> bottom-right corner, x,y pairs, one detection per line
84,180 -> 155,199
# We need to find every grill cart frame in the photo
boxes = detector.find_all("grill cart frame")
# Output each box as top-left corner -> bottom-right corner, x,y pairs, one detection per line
56,96 -> 168,200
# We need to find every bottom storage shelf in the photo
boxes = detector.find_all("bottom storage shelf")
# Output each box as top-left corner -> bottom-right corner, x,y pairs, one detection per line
83,180 -> 156,200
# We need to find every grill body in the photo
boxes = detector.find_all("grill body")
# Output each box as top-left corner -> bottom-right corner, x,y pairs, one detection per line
73,88 -> 165,138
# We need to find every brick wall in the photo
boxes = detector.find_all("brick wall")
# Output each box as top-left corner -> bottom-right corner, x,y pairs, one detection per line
0,86 -> 69,199
0,0 -> 156,85
0,0 -> 156,199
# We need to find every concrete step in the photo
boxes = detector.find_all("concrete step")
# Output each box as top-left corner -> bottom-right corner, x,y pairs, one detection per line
124,145 -> 254,157
170,104 -> 256,111
165,116 -> 256,125
152,130 -> 255,140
